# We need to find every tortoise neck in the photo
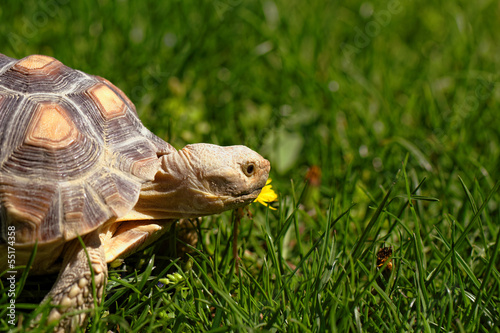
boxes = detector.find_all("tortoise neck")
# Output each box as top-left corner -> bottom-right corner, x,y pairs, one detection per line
116,149 -> 222,222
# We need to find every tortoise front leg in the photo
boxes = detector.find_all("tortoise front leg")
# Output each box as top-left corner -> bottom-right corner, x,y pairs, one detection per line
41,230 -> 107,332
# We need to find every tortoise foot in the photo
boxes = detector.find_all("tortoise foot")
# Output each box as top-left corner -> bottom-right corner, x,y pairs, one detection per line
41,231 -> 107,332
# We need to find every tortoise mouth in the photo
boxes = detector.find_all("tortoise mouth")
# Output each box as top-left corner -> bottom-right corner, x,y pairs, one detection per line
190,185 -> 263,209
219,186 -> 264,210
236,185 -> 264,198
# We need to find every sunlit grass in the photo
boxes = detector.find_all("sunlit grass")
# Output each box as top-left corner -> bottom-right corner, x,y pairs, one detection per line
1,0 -> 500,331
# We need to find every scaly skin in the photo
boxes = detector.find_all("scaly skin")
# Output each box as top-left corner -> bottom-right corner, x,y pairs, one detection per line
41,231 -> 106,332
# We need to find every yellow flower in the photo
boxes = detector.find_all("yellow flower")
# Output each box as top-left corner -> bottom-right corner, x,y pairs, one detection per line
254,178 -> 278,210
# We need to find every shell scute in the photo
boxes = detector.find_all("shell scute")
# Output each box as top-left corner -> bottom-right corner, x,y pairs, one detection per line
89,83 -> 127,120
87,171 -> 141,217
1,96 -> 100,181
60,182 -> 111,241
25,102 -> 78,149
95,76 -> 137,115
0,54 -> 89,95
14,54 -> 56,72
0,178 -> 61,243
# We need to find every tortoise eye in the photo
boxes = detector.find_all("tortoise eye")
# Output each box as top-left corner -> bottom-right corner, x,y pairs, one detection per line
243,163 -> 255,176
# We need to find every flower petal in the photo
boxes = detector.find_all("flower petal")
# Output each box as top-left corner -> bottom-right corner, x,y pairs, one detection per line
254,178 -> 278,209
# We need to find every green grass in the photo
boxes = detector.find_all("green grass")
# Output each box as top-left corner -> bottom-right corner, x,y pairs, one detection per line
1,0 -> 500,331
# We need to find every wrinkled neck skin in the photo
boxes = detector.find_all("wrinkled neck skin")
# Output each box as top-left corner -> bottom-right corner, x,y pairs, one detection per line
119,144 -> 270,221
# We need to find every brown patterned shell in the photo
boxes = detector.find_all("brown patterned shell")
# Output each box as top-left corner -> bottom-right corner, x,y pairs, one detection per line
0,54 -> 173,246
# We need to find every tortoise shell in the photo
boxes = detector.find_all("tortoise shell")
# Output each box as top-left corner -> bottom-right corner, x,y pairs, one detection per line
0,54 -> 173,246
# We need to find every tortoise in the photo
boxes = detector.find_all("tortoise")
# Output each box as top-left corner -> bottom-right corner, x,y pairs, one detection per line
0,53 -> 270,331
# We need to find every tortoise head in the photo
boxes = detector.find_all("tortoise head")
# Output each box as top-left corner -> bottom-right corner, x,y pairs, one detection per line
123,143 -> 270,220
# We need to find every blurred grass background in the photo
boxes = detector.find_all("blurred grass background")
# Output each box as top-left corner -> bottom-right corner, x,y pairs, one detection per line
1,0 -> 500,331
2,0 -> 499,186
